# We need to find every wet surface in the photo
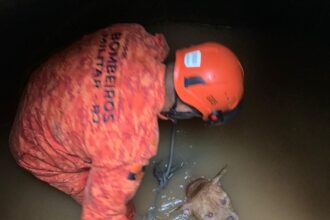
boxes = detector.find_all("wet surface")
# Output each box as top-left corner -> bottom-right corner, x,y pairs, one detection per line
1,23 -> 330,220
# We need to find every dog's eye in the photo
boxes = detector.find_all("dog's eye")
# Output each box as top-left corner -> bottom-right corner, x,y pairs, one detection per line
206,212 -> 213,218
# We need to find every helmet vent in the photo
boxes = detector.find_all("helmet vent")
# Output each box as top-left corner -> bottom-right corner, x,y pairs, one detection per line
184,76 -> 205,87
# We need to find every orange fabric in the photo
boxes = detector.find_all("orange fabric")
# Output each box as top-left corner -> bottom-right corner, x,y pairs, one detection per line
126,200 -> 135,220
9,23 -> 169,220
130,164 -> 143,173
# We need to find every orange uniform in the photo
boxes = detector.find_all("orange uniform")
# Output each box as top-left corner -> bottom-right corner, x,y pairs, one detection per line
9,23 -> 169,220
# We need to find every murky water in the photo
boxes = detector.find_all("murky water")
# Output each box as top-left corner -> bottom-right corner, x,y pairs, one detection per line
1,23 -> 329,220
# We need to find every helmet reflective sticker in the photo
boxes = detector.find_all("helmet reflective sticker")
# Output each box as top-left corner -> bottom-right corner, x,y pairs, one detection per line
184,50 -> 201,68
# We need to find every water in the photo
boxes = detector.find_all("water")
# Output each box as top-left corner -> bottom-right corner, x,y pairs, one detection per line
138,135 -> 198,220
133,23 -> 330,220
1,23 -> 329,220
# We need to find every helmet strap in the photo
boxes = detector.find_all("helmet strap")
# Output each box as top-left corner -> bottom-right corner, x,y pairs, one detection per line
161,95 -> 201,121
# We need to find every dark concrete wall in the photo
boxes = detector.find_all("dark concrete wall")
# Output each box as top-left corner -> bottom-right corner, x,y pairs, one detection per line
1,0 -> 329,29
1,0 -> 329,125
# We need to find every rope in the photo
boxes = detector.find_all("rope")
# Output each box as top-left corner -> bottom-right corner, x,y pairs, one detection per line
144,122 -> 177,220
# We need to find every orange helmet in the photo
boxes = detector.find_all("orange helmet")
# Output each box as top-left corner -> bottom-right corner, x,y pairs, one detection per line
174,42 -> 244,123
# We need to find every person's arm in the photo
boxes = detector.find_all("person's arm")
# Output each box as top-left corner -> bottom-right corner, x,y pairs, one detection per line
81,164 -> 143,220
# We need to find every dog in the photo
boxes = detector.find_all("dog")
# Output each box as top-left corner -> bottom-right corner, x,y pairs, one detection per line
179,166 -> 239,220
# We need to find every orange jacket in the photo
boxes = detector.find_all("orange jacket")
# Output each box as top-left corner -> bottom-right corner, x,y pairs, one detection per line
10,23 -> 169,220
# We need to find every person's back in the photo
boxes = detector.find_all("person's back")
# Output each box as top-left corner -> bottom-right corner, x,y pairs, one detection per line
10,23 -> 169,220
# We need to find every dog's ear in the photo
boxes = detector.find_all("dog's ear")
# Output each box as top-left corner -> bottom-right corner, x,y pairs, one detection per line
212,165 -> 228,185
